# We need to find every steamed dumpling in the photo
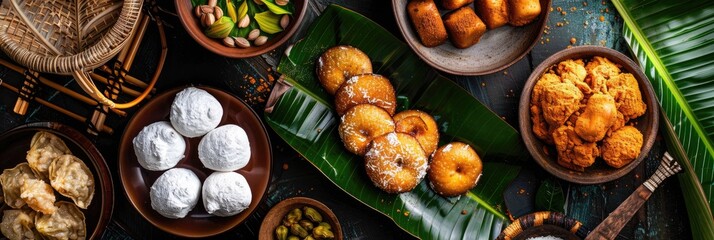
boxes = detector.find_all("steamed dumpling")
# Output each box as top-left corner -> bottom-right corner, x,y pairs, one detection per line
0,209 -> 42,240
26,131 -> 71,178
49,155 -> 95,209
35,201 -> 86,240
170,87 -> 223,138
0,163 -> 39,208
20,179 -> 56,214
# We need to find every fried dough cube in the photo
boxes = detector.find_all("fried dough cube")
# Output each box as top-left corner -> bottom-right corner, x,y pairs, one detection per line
442,0 -> 474,10
475,0 -> 509,29
444,7 -> 487,49
508,0 -> 541,26
407,0 -> 448,47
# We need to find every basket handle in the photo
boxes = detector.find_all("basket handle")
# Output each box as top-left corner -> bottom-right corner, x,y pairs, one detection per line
73,69 -> 156,109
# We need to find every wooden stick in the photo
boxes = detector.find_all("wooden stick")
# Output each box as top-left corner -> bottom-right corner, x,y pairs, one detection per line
0,58 -> 126,116
1,81 -> 113,134
98,65 -> 150,89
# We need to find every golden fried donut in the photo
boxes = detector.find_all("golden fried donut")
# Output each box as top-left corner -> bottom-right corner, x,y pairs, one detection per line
428,142 -> 483,196
365,133 -> 428,193
334,74 -> 397,116
316,46 -> 373,95
393,110 -> 439,155
338,104 -> 395,156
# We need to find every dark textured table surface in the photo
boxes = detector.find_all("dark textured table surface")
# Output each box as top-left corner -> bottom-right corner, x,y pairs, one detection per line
0,0 -> 692,239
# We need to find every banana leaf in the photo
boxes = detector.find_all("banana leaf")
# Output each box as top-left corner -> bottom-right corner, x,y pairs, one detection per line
264,5 -> 530,239
612,1 -> 714,239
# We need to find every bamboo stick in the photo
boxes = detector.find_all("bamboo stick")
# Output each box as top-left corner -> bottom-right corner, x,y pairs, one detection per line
1,81 -> 113,134
0,59 -> 126,116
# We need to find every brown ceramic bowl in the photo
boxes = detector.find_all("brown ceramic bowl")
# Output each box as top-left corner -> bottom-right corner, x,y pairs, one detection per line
518,46 -> 659,184
0,122 -> 114,240
392,0 -> 551,75
175,0 -> 307,58
118,86 -> 272,237
259,197 -> 343,240
496,211 -> 588,240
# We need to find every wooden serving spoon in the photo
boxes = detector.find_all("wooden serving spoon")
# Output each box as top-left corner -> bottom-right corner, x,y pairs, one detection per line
585,152 -> 682,240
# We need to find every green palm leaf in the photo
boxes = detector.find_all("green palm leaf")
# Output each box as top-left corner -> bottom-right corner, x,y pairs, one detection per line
264,5 -> 530,239
612,1 -> 714,239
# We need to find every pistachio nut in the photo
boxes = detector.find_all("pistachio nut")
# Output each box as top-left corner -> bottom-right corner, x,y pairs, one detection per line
317,222 -> 331,230
290,224 -> 309,238
275,225 -> 289,240
304,235 -> 316,240
204,16 -> 233,38
287,236 -> 300,240
312,226 -> 335,239
303,207 -> 323,222
238,15 -> 251,28
194,6 -> 202,18
254,36 -> 268,46
233,37 -> 250,48
201,13 -> 215,27
253,0 -> 265,5
298,220 -> 314,231
207,0 -> 217,7
248,29 -> 261,41
280,15 -> 290,29
276,0 -> 289,6
222,37 -> 235,47
213,6 -> 223,19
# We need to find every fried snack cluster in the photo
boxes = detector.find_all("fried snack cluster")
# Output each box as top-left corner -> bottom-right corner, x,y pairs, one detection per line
530,57 -> 647,171
0,132 -> 92,240
317,45 -> 483,196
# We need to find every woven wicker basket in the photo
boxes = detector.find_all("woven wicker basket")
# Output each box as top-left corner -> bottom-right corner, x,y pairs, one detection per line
0,0 -> 145,109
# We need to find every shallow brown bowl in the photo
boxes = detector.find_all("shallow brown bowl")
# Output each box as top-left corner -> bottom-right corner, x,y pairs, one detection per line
175,0 -> 307,58
518,46 -> 659,184
259,197 -> 343,240
0,122 -> 113,240
392,0 -> 551,75
118,86 -> 273,237
496,211 -> 588,240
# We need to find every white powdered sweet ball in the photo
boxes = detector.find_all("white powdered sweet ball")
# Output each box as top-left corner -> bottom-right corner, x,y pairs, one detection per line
150,168 -> 202,219
133,121 -> 185,171
170,87 -> 223,138
202,172 -> 252,217
198,124 -> 251,171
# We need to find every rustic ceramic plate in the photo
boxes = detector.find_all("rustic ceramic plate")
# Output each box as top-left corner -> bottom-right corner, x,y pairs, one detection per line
258,197 -> 343,240
0,122 -> 114,240
118,86 -> 272,237
175,0 -> 307,58
518,46 -> 659,184
392,0 -> 551,75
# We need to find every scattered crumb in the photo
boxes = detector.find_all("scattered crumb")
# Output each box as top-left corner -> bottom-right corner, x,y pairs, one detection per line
481,82 -> 486,87
570,37 -> 577,44
599,15 -> 605,22
570,7 -> 577,12
546,38 -> 550,43
518,188 -> 526,195
583,1 -> 588,6
396,209 -> 401,213
556,22 -> 564,27
404,211 -> 410,217
503,71 -> 508,75
282,163 -> 289,170
561,11 -> 567,16
461,210 -> 468,215
605,8 -> 609,13
556,7 -> 562,12
550,7 -> 554,12
602,1 -> 606,5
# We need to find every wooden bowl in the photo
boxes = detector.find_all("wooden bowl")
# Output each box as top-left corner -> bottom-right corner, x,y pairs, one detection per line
259,197 -> 343,240
392,0 -> 551,75
175,0 -> 307,58
496,211 -> 588,240
118,86 -> 273,237
0,122 -> 114,240
518,46 -> 659,184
